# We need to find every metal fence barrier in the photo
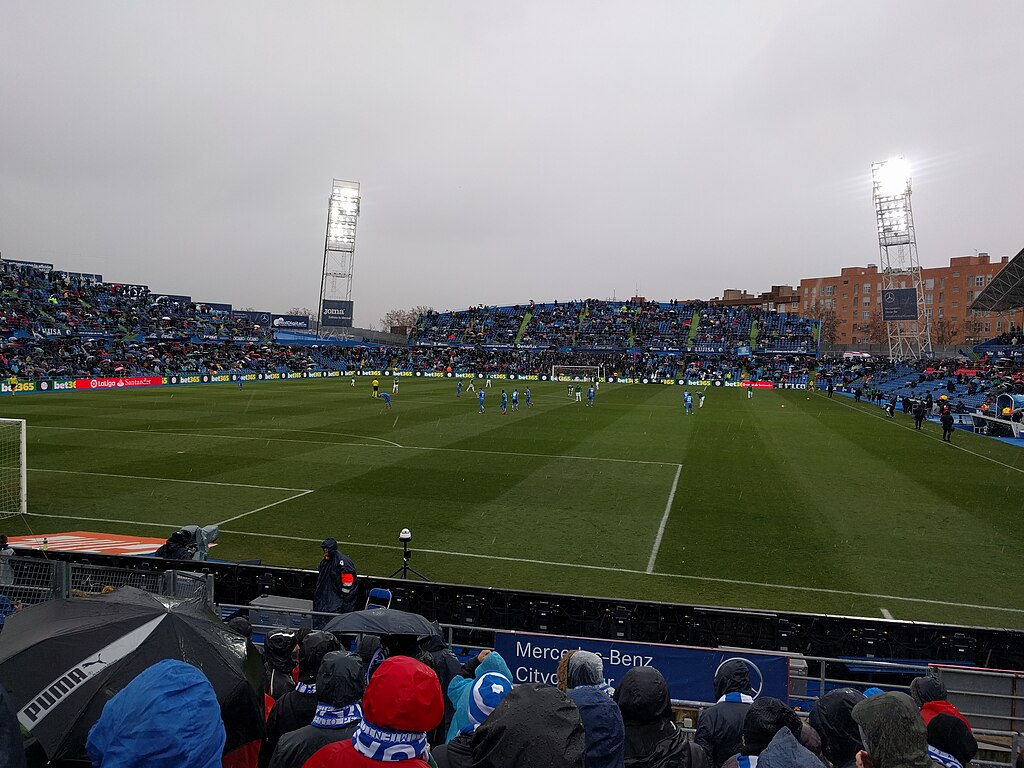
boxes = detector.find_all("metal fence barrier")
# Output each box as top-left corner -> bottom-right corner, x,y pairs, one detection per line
0,555 -> 214,608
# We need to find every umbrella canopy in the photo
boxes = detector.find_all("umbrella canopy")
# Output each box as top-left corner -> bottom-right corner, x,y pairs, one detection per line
0,587 -> 263,761
324,608 -> 440,638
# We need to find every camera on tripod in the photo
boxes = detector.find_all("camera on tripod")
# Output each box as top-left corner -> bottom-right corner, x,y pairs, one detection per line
390,528 -> 428,581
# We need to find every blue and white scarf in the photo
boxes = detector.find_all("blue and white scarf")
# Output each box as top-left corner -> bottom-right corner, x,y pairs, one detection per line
295,681 -> 316,695
311,702 -> 362,729
718,692 -> 754,704
353,718 -> 429,762
737,755 -> 758,768
928,746 -> 963,768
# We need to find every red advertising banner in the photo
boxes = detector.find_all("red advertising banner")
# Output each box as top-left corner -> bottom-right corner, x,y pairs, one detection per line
74,376 -> 164,390
740,381 -> 775,389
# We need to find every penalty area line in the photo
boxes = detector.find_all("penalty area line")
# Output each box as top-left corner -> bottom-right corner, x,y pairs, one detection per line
647,464 -> 682,573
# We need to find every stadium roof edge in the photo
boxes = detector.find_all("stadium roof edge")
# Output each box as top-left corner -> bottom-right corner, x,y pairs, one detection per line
971,245 -> 1024,313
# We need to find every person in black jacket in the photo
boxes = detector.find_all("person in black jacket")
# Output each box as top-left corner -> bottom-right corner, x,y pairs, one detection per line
615,665 -> 710,768
940,409 -> 955,442
268,650 -> 365,768
694,660 -> 755,768
259,631 -> 341,768
264,631 -> 298,702
807,688 -> 865,768
312,538 -> 359,620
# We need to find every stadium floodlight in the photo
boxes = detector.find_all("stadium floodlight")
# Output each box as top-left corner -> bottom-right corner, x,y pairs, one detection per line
316,179 -> 360,338
871,155 -> 931,359
872,156 -> 911,198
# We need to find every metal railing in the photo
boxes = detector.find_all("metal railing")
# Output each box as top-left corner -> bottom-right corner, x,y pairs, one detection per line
1,555 -> 214,607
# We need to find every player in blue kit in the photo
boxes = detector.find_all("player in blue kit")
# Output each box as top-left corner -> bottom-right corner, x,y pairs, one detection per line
478,389 -> 486,413
511,388 -> 519,412
380,391 -> 392,410
586,385 -> 595,407
457,380 -> 462,397
683,390 -> 694,415
500,389 -> 508,414
525,387 -> 532,408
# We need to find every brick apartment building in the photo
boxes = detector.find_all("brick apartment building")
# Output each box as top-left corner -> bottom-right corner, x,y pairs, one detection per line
798,252 -> 1024,347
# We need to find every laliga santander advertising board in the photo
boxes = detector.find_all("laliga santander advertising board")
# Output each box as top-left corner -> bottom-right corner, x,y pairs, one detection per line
74,376 -> 164,390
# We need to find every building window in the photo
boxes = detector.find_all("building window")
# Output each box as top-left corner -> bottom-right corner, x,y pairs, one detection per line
863,297 -> 870,306
863,283 -> 871,292
952,300 -> 959,308
967,291 -> 974,302
925,279 -> 934,290
953,271 -> 960,277
975,275 -> 985,286
940,278 -> 945,289
925,293 -> 933,304
952,286 -> 960,293
938,292 -> 943,303
997,321 -> 1002,332
984,322 -> 990,333
862,310 -> 870,321
823,286 -> 835,296
924,309 -> 933,319
987,274 -> 994,283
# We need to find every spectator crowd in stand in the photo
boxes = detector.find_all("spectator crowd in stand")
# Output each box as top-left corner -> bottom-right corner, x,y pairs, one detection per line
28,622 -> 980,768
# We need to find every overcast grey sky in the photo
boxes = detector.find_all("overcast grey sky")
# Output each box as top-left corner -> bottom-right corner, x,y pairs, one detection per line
2,2 -> 1022,328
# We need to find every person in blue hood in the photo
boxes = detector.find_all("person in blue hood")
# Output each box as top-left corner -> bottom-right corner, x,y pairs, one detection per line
445,650 -> 514,743
86,659 -> 226,768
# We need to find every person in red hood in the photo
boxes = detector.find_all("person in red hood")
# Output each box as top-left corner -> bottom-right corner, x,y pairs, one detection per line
910,677 -> 970,729
303,656 -> 444,768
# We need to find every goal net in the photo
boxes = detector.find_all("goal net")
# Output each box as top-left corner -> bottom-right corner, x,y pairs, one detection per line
551,365 -> 603,381
0,419 -> 26,520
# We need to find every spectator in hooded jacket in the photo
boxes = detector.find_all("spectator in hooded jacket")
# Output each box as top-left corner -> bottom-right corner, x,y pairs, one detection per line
808,688 -> 866,768
614,665 -> 710,768
86,659 -> 226,768
852,691 -> 935,768
910,677 -> 970,728
926,714 -> 977,768
565,650 -> 625,768
313,538 -> 359,619
260,632 -> 341,768
434,671 -> 512,768
755,726 -> 822,768
303,656 -> 444,768
471,682 -> 587,768
264,631 -> 298,702
446,651 -> 515,743
269,651 -> 365,768
695,660 -> 756,768
720,698 -> 802,768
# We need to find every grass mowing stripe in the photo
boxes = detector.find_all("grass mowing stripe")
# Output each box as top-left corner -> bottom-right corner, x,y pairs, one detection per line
22,516 -> 1024,616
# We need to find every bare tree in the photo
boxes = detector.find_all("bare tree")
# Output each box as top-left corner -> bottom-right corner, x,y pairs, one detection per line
287,306 -> 318,322
380,305 -> 433,332
805,300 -> 837,347
931,316 -> 960,346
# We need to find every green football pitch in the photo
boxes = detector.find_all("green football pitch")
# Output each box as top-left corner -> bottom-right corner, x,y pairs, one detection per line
3,378 -> 1023,629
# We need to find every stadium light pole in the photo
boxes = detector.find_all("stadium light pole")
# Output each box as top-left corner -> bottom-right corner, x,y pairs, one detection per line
871,156 -> 932,360
315,179 -> 360,338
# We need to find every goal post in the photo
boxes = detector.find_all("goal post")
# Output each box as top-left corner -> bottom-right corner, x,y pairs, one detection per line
0,419 -> 26,520
551,365 -> 603,381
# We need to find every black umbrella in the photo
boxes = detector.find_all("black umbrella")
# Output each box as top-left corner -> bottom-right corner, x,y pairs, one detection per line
0,587 -> 263,761
324,607 -> 440,638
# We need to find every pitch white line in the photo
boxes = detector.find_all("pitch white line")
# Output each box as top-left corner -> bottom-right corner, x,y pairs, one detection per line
881,608 -> 894,619
215,489 -> 314,526
828,397 -> 1024,474
29,467 -> 310,492
29,425 -> 676,466
18,515 -> 1024,615
647,464 -> 682,573
151,427 -> 404,449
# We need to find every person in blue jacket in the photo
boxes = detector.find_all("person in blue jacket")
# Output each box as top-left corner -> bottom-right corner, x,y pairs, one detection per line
445,650 -> 514,743
87,659 -> 225,768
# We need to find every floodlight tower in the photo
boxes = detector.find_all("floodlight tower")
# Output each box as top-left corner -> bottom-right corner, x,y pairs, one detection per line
871,157 -> 932,360
316,179 -> 360,337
